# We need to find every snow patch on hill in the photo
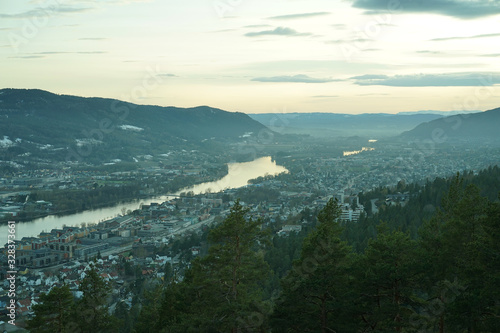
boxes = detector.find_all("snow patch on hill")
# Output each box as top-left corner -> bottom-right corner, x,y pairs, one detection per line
119,125 -> 144,132
0,136 -> 14,148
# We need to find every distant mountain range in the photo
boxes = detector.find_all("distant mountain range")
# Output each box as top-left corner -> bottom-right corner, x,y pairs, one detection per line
397,110 -> 481,116
249,112 -> 445,138
400,107 -> 500,142
2,88 -> 497,167
0,89 -> 269,164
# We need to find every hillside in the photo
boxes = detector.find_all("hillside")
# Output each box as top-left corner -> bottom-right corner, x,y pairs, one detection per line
0,89 -> 270,164
249,112 -> 443,138
400,107 -> 500,142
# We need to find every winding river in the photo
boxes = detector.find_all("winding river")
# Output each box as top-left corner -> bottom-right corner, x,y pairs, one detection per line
0,156 -> 288,245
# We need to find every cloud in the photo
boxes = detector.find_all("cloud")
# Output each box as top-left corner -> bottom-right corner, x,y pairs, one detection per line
244,27 -> 311,37
9,55 -> 45,59
351,0 -> 500,19
239,60 -> 389,74
326,38 -> 371,44
268,12 -> 330,20
40,51 -> 105,54
37,51 -> 70,54
416,50 -> 443,54
252,74 -> 339,83
351,74 -> 389,80
415,50 -> 473,57
244,24 -> 272,28
430,33 -> 500,41
351,72 -> 500,86
0,5 -> 92,19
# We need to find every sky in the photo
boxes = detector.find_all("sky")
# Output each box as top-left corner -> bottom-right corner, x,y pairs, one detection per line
1,0 -> 500,114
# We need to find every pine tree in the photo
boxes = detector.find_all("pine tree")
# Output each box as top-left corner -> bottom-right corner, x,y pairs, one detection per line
114,300 -> 133,333
26,285 -> 76,333
479,198 -> 500,330
419,174 -> 490,332
355,225 -> 422,332
74,265 -> 118,332
272,198 -> 357,332
155,200 -> 271,332
134,284 -> 165,333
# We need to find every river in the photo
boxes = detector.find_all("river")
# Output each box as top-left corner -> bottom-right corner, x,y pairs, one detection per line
1,156 -> 288,245
176,156 -> 288,195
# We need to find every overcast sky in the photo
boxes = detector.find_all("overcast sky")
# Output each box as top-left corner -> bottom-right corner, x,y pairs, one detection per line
1,0 -> 499,114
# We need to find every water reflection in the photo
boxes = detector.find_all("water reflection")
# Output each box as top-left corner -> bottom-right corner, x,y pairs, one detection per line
177,156 -> 288,195
0,156 -> 288,244
343,147 -> 375,157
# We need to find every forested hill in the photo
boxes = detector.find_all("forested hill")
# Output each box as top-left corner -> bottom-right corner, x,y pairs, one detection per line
352,165 -> 500,251
0,88 -> 269,163
400,106 -> 500,142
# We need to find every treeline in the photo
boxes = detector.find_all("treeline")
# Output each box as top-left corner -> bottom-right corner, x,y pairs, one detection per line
26,265 -> 120,332
273,182 -> 500,332
0,184 -> 145,224
235,186 -> 281,205
34,184 -> 144,213
351,165 -> 500,251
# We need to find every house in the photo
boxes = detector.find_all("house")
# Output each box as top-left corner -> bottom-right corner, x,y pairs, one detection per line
16,298 -> 33,316
100,273 -> 112,282
191,247 -> 200,256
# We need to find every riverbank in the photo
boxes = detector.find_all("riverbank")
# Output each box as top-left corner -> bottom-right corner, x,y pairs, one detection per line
0,156 -> 288,244
0,165 -> 230,225
0,194 -> 150,225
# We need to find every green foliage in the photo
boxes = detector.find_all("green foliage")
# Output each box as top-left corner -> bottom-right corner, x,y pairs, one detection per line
35,185 -> 142,214
74,265 -> 118,332
418,175 -> 498,332
135,200 -> 272,332
265,232 -> 306,279
26,285 -> 77,333
235,186 -> 281,204
272,198 -> 358,332
180,200 -> 271,332
133,285 -> 166,333
355,227 -> 422,332
114,301 -> 134,333
350,166 -> 500,252
272,172 -> 500,332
